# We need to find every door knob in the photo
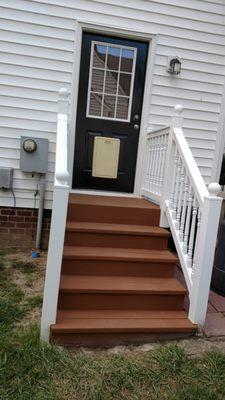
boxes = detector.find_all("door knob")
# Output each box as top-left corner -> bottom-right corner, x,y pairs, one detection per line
133,114 -> 140,121
134,124 -> 140,130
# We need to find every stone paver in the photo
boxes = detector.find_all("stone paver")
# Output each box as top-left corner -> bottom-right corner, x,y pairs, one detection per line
207,302 -> 217,313
203,312 -> 225,336
208,290 -> 225,312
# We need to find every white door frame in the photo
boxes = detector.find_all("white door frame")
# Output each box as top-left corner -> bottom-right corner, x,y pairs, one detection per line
68,19 -> 157,196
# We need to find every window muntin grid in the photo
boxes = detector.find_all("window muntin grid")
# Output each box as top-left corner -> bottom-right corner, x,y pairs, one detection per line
87,41 -> 137,122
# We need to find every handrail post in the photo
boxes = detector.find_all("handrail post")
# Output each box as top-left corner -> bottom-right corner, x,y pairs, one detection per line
160,105 -> 183,227
41,88 -> 70,341
188,183 -> 222,325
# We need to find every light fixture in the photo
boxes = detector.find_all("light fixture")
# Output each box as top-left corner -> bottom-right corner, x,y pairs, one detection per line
167,56 -> 181,75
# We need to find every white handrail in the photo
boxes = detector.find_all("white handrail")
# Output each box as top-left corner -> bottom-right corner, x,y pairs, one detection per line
173,127 -> 208,207
41,88 -> 70,341
146,125 -> 170,138
160,105 -> 222,326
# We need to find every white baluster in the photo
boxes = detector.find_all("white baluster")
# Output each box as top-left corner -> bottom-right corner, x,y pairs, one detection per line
179,175 -> 189,241
145,139 -> 151,190
149,139 -> 153,191
192,206 -> 201,273
152,137 -> 157,193
148,138 -> 154,192
157,135 -> 164,195
187,196 -> 198,269
159,134 -> 167,193
175,165 -> 185,229
149,138 -> 156,193
183,186 -> 193,254
154,136 -> 160,194
154,137 -> 159,193
169,147 -> 178,209
172,156 -> 182,218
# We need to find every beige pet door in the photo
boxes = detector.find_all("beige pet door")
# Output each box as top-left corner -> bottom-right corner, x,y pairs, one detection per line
92,136 -> 120,179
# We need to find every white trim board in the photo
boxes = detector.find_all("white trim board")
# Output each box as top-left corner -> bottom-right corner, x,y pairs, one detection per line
211,79 -> 225,183
68,19 -> 156,196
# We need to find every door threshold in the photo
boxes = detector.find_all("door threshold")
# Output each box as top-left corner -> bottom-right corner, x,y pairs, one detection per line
70,189 -> 141,198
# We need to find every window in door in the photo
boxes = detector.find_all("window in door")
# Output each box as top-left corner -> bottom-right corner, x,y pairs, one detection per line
87,41 -> 137,122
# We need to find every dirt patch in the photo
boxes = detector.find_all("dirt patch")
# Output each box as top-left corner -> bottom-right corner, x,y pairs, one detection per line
6,251 -> 46,295
4,251 -> 46,326
76,336 -> 225,358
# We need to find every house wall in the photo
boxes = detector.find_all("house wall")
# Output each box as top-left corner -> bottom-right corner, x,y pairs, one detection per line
0,207 -> 51,250
0,0 -> 225,210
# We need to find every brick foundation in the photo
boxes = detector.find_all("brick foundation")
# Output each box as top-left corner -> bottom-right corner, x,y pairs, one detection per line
0,207 -> 51,250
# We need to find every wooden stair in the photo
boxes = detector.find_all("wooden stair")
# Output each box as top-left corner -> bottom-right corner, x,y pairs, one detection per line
51,194 -> 197,346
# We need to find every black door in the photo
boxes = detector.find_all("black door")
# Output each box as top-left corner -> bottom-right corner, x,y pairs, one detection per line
73,32 -> 148,192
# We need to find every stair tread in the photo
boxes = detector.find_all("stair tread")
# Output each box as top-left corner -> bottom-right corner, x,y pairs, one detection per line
66,221 -> 170,237
60,275 -> 186,294
69,194 -> 158,209
52,312 -> 196,333
63,246 -> 178,263
57,309 -> 188,320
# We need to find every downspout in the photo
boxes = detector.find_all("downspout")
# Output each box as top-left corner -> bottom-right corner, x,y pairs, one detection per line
36,173 -> 45,250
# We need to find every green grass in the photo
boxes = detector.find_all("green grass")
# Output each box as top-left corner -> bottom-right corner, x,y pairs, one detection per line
1,253 -> 225,399
11,258 -> 38,274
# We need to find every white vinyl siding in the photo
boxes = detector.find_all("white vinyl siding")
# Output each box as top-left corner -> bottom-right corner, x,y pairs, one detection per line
0,0 -> 224,208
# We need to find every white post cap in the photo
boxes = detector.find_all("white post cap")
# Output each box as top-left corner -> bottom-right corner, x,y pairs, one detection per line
174,104 -> 183,114
208,182 -> 221,197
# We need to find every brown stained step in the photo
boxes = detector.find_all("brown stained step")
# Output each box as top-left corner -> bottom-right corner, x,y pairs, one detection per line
51,307 -> 197,346
66,222 -> 169,236
61,258 -> 175,278
51,320 -> 196,334
57,309 -> 189,320
59,275 -> 186,295
65,222 -> 169,250
67,194 -> 160,226
69,194 -> 159,209
51,312 -> 196,334
63,246 -> 178,264
58,292 -> 185,311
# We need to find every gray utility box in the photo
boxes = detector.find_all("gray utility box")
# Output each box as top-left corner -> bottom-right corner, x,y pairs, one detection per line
0,167 -> 13,189
20,137 -> 49,173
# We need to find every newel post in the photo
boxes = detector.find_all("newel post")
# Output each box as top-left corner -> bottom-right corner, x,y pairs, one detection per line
41,88 -> 70,341
188,183 -> 222,326
160,105 -> 183,227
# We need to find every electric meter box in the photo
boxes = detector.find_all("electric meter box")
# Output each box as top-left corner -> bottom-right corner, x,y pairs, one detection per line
0,167 -> 13,189
20,137 -> 49,173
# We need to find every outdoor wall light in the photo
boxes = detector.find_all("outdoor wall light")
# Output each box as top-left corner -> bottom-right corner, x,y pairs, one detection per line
167,56 -> 181,75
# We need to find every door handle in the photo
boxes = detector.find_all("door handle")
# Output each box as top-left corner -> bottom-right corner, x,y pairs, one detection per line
134,124 -> 140,130
133,114 -> 140,121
